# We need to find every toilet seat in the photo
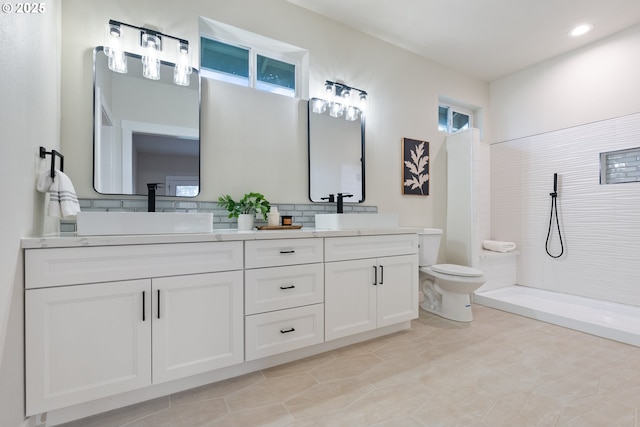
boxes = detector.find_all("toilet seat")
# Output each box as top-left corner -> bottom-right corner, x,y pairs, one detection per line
431,263 -> 484,277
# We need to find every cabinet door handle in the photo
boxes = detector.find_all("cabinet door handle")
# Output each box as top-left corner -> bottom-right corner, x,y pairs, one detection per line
280,285 -> 295,290
280,327 -> 296,334
380,265 -> 384,285
142,291 -> 146,321
157,289 -> 161,319
373,266 -> 377,285
279,250 -> 296,254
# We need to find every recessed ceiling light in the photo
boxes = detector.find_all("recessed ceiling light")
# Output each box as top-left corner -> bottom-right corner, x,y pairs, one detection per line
570,24 -> 593,37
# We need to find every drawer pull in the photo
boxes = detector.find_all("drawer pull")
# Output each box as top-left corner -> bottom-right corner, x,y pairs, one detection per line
142,291 -> 146,321
380,265 -> 384,285
157,289 -> 161,319
279,250 -> 296,254
280,285 -> 296,290
280,327 -> 296,334
373,266 -> 377,285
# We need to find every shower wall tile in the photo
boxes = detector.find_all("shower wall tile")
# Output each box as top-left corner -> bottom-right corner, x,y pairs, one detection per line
491,113 -> 640,307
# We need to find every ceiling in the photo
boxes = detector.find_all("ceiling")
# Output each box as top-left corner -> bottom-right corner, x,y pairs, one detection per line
287,0 -> 640,82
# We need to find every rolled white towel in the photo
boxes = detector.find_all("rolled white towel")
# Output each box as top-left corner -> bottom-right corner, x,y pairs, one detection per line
36,169 -> 81,218
483,240 -> 516,253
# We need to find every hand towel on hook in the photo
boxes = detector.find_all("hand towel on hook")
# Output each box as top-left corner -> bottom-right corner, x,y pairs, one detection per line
483,240 -> 517,253
36,169 -> 81,218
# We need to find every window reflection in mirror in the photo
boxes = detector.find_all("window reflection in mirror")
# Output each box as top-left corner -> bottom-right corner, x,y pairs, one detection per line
93,47 -> 200,197
308,100 -> 365,203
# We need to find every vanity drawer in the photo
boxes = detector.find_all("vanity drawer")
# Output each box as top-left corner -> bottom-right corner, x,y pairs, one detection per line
244,238 -> 323,268
25,242 -> 243,289
245,304 -> 324,361
324,234 -> 418,262
245,264 -> 324,315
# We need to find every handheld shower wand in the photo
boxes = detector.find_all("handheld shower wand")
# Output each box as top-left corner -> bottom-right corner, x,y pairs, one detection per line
545,173 -> 564,258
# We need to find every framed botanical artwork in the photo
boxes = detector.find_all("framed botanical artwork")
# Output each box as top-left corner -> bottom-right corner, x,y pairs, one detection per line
402,138 -> 429,195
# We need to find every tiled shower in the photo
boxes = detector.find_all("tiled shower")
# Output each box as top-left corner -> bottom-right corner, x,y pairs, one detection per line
490,112 -> 640,307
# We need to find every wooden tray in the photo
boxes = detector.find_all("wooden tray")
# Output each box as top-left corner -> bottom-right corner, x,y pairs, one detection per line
256,225 -> 303,230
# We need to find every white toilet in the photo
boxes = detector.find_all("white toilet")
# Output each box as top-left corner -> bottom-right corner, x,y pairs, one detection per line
419,228 -> 486,322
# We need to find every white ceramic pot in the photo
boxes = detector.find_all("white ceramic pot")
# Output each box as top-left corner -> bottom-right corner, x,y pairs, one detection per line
237,214 -> 254,231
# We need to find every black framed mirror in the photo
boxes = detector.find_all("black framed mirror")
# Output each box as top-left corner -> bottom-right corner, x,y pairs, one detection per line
308,99 -> 365,203
93,47 -> 200,197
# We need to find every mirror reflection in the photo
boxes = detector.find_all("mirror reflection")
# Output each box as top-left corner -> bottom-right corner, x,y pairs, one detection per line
93,47 -> 200,197
308,99 -> 365,202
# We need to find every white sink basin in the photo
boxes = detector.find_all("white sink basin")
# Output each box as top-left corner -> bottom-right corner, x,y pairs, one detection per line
76,212 -> 213,236
315,213 -> 399,230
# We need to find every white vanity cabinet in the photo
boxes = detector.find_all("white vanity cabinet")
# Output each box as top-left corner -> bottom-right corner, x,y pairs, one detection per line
25,242 -> 244,416
324,234 -> 419,341
22,230 -> 422,423
244,239 -> 324,360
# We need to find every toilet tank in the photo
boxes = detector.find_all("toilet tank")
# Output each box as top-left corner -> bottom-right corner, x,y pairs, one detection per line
418,228 -> 443,266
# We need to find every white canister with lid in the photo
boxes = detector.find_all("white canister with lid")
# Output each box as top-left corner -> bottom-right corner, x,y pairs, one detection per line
267,206 -> 280,226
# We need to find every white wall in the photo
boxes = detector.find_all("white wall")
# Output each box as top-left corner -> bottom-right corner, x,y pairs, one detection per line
0,1 -> 61,426
60,0 -> 490,229
491,24 -> 640,143
489,24 -> 640,306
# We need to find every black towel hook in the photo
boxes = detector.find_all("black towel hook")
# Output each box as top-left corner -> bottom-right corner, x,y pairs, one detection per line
39,146 -> 64,179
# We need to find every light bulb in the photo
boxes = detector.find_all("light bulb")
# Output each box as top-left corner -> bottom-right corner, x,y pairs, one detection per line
142,33 -> 161,80
104,23 -> 127,73
345,106 -> 360,121
174,41 -> 192,86
329,101 -> 344,118
311,98 -> 327,114
324,81 -> 334,94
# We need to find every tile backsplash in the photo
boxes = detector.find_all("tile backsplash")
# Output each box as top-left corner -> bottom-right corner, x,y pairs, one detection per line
61,198 -> 378,232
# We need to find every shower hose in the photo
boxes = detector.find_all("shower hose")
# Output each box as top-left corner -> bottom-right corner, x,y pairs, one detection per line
545,174 -> 564,258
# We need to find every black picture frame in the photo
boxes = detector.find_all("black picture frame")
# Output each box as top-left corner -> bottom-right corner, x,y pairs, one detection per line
402,138 -> 429,195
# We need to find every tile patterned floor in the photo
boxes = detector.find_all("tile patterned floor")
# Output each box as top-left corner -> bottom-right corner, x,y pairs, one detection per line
59,305 -> 640,427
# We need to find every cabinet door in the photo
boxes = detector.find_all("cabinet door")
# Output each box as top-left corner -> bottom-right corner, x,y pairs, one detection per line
152,271 -> 244,384
26,280 -> 151,416
376,254 -> 419,328
324,259 -> 377,341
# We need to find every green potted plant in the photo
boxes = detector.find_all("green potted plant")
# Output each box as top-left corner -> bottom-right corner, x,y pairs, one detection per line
218,192 -> 270,231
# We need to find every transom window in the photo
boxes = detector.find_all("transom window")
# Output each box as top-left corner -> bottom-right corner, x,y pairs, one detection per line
439,104 -> 473,133
200,38 -> 250,86
199,17 -> 308,98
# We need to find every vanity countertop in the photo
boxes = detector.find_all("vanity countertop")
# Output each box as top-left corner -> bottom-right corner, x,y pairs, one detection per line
21,227 -> 424,249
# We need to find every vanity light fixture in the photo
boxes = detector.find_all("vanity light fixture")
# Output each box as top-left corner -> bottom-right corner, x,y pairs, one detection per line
313,80 -> 368,121
104,19 -> 192,85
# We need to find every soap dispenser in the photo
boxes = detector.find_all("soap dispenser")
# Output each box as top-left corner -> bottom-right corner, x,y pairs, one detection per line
267,206 -> 280,226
